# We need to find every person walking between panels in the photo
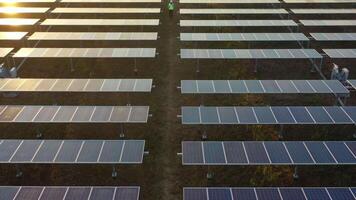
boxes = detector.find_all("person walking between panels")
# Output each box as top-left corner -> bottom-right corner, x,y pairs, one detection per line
168,0 -> 175,18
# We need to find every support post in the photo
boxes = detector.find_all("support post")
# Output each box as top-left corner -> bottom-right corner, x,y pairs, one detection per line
119,124 -> 125,138
36,128 -> 43,139
278,125 -> 284,140
69,58 -> 74,72
293,166 -> 299,180
254,59 -> 258,73
112,166 -> 117,178
16,164 -> 23,178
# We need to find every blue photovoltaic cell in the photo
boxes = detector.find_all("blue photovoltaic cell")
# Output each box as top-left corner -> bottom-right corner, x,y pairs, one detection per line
253,107 -> 276,124
244,142 -> 270,164
181,81 -> 197,93
307,107 -> 333,123
0,140 -> 22,161
327,188 -> 355,200
264,142 -> 292,163
217,107 -> 238,124
15,187 -> 43,200
184,188 -> 207,200
351,188 -> 356,197
230,81 -> 248,93
342,106 -> 356,122
261,80 -> 281,93
65,187 -> 91,200
200,107 -> 219,124
214,80 -> 230,93
223,142 -> 248,164
256,188 -> 282,200
279,188 -> 307,200
271,107 -> 295,124
0,187 -> 18,199
182,107 -> 200,124
183,142 -> 203,164
245,80 -> 264,93
232,188 -> 257,200
325,142 -> 356,163
208,188 -> 232,200
345,142 -> 356,157
289,107 -> 314,123
197,81 -> 214,93
235,107 -> 257,124
40,187 -> 66,200
324,107 -> 353,123
90,187 -> 115,200
303,188 -> 331,200
285,142 -> 314,164
305,142 -> 336,164
203,142 -> 226,164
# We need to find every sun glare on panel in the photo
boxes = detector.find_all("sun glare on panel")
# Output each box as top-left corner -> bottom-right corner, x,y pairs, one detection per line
1,7 -> 20,15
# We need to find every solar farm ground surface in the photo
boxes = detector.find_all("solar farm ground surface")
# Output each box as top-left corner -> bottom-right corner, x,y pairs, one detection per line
0,1 -> 355,200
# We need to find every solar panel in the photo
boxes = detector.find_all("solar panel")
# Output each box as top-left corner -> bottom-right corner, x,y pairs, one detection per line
348,80 -> 356,90
29,32 -> 158,41
184,187 -> 356,200
181,106 -> 356,124
0,7 -> 49,14
0,106 -> 149,123
301,20 -> 356,26
180,9 -> 288,14
292,9 -> 356,14
311,33 -> 356,41
180,0 -> 280,3
180,49 -> 322,59
182,141 -> 356,165
285,0 -> 356,3
0,48 -> 13,57
323,49 -> 356,58
13,48 -> 156,58
180,20 -> 297,27
0,18 -> 39,26
0,140 -> 145,163
61,0 -> 161,2
41,19 -> 160,26
52,8 -> 161,14
0,79 -> 153,92
180,33 -> 308,41
0,32 -> 27,40
0,186 -> 140,200
180,80 -> 349,95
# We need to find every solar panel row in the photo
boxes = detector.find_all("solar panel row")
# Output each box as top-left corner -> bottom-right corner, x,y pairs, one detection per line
183,187 -> 356,200
41,19 -> 160,26
179,8 -> 288,14
0,140 -> 144,164
323,49 -> 356,58
301,20 -> 356,26
0,18 -> 39,26
180,80 -> 349,95
284,0 -> 356,3
0,79 -> 152,92
13,48 -> 156,58
181,106 -> 356,124
0,106 -> 149,123
180,49 -> 322,59
0,48 -> 13,57
28,32 -> 158,41
180,20 -> 297,27
180,33 -> 308,41
0,0 -> 161,2
292,8 -> 356,14
0,186 -> 140,200
182,141 -> 356,165
0,32 -> 27,40
311,33 -> 356,41
52,8 -> 161,13
0,7 -> 49,13
348,80 -> 356,90
179,0 -> 280,3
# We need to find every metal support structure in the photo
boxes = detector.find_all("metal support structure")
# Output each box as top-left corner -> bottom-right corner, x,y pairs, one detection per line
16,164 -> 23,178
278,125 -> 284,140
119,124 -> 125,138
293,166 -> 299,180
112,166 -> 118,178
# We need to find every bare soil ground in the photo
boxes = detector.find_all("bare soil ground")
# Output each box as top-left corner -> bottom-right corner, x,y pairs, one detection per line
0,1 -> 355,200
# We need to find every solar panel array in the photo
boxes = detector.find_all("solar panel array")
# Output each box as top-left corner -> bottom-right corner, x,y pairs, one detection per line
0,105 -> 149,123
13,48 -> 156,58
184,187 -> 356,200
0,18 -> 40,26
0,32 -> 27,40
292,8 -> 356,14
0,7 -> 50,14
181,106 -> 356,124
180,33 -> 309,42
0,186 -> 140,200
0,48 -> 13,57
52,8 -> 161,14
180,49 -> 322,59
179,0 -> 280,3
61,0 -> 161,2
300,20 -> 356,26
180,80 -> 349,95
0,78 -> 153,92
284,0 -> 356,3
0,140 -> 145,164
348,80 -> 356,90
182,141 -> 356,165
28,32 -> 158,41
41,19 -> 160,26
